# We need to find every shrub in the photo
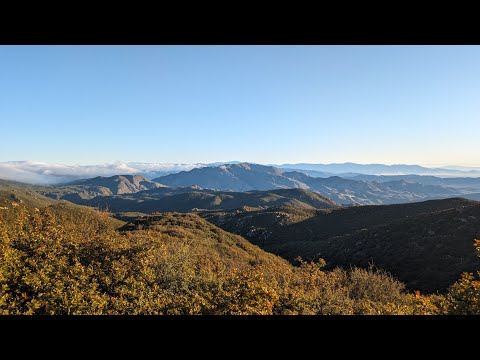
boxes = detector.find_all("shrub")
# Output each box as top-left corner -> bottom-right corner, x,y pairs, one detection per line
442,240 -> 480,315
0,204 -> 448,315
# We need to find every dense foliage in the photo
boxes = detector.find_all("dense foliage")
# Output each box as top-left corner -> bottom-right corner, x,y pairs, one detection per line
442,240 -> 480,314
0,201 -> 452,315
202,199 -> 480,292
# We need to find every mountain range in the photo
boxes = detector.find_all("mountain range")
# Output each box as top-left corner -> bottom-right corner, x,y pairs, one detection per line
2,160 -> 480,185
2,168 -> 480,295
27,163 -> 480,207
153,163 -> 304,191
276,162 -> 480,177
152,163 -> 467,205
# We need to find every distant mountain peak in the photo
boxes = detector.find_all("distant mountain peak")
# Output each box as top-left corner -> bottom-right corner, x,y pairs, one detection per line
153,163 -> 301,192
41,174 -> 167,201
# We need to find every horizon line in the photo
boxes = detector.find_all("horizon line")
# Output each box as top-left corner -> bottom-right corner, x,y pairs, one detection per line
1,160 -> 480,169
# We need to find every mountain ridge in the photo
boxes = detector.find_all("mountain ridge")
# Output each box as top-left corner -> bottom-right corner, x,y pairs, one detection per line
154,163 -> 463,205
4,162 -> 473,206
276,162 -> 480,177
39,175 -> 166,202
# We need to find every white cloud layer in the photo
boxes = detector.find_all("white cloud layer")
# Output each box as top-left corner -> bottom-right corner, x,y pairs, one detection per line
0,161 -> 207,185
3,161 -> 479,185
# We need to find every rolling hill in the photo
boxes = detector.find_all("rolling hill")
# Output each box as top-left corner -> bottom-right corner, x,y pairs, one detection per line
0,179 -> 125,228
38,175 -> 166,202
0,179 -> 60,208
200,197 -> 480,292
80,188 -> 340,213
119,212 -> 291,271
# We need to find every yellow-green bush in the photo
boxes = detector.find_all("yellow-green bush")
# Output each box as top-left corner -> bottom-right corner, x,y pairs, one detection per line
0,203 -> 448,315
442,240 -> 480,315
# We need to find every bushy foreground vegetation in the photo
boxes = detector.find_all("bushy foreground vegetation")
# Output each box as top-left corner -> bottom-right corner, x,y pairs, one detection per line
201,200 -> 480,293
0,202 -> 478,315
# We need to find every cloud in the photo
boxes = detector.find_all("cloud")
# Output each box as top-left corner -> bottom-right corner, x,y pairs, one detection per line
0,161 -> 207,185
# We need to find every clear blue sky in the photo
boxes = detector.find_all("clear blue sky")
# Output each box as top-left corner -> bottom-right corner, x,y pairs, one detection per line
1,45 -> 479,166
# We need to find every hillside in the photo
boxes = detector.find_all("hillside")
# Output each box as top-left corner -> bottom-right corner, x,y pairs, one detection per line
0,179 -> 125,229
82,188 -> 340,213
315,205 -> 480,293
38,175 -> 166,201
0,179 -> 62,208
1,202 -> 448,314
119,212 -> 291,272
153,163 -> 463,205
200,197 -> 480,292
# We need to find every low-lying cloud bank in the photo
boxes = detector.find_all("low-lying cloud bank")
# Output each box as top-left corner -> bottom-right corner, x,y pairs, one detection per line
2,161 -> 480,185
0,161 -> 207,185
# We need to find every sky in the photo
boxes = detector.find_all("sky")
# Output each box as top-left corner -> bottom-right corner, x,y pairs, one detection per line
1,45 -> 479,166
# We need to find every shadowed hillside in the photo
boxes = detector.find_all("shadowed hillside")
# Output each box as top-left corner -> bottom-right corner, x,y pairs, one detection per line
200,198 -> 480,292
82,188 -> 340,213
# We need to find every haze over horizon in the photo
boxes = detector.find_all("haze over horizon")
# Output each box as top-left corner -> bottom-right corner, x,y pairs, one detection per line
2,159 -> 480,168
1,45 -> 480,167
2,159 -> 480,185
